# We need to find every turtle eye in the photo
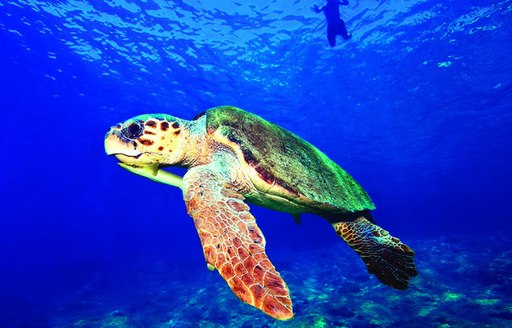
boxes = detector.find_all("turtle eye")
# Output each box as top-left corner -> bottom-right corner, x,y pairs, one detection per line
122,122 -> 144,139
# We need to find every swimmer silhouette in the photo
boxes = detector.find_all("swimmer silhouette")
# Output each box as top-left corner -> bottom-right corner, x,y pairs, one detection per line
312,0 -> 352,47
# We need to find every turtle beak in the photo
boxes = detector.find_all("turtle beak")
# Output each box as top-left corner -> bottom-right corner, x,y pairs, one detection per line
104,131 -> 118,156
104,128 -> 142,158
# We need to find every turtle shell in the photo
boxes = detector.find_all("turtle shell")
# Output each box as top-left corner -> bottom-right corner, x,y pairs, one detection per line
205,106 -> 375,214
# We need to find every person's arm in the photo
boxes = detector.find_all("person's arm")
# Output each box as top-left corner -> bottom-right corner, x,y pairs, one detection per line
339,0 -> 349,5
311,4 -> 324,13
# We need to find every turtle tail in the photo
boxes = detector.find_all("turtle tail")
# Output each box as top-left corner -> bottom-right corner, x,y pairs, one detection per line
333,217 -> 417,290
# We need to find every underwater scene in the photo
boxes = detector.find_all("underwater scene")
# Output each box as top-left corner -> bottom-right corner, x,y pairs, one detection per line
1,0 -> 512,327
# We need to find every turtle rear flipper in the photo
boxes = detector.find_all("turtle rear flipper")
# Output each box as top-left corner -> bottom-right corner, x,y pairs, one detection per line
333,217 -> 417,290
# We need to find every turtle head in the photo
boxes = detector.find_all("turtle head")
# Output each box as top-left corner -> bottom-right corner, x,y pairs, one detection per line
105,114 -> 188,168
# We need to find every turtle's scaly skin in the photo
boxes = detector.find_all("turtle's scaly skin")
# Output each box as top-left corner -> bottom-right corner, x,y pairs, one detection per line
333,218 -> 416,290
104,106 -> 417,320
184,165 -> 293,319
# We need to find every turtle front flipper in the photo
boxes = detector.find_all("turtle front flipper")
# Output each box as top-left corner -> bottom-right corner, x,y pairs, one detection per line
182,165 -> 293,320
118,163 -> 183,188
333,217 -> 417,290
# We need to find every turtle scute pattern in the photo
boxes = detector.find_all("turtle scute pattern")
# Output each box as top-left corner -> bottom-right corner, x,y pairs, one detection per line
183,167 -> 293,320
206,106 -> 375,213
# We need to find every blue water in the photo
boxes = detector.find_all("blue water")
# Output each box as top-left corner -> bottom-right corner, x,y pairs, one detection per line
1,0 -> 512,327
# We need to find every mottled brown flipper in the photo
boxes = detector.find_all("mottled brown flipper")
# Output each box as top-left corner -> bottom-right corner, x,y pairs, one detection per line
183,165 -> 293,320
333,217 -> 417,290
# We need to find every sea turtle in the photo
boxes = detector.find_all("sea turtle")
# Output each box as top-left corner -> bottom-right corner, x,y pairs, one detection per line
104,106 -> 417,320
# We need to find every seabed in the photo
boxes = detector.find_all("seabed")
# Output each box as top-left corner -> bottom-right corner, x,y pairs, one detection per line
19,235 -> 512,328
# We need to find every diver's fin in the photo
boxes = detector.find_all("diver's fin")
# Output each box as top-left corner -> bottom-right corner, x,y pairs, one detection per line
118,163 -> 183,188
